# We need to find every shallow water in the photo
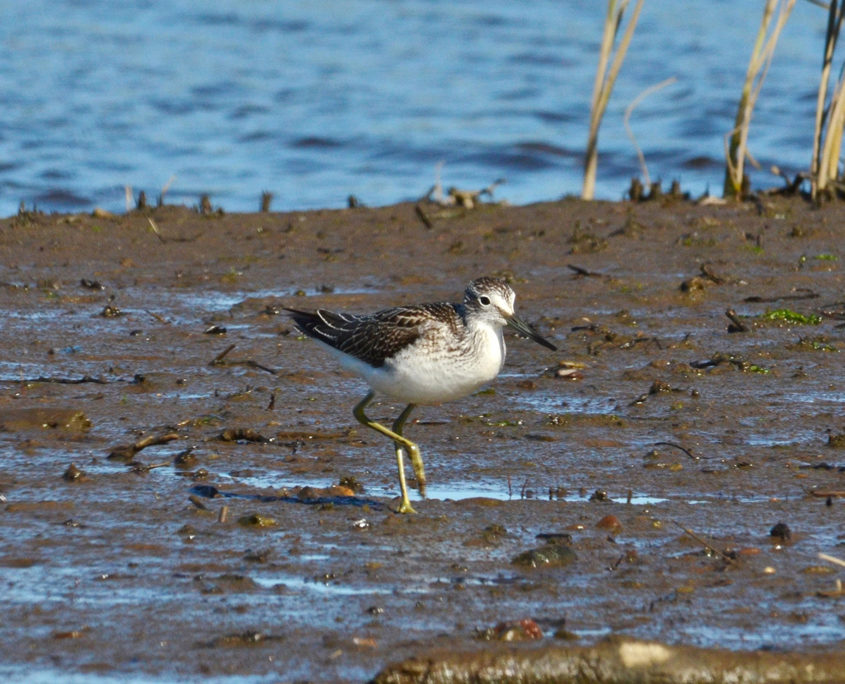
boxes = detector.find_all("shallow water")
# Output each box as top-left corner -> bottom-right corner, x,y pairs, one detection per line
0,0 -> 826,215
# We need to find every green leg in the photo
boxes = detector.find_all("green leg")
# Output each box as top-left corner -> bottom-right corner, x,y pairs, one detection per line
353,391 -> 424,514
392,403 -> 426,498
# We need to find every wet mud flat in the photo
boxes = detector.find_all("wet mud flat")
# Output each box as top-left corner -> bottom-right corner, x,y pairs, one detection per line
0,197 -> 843,682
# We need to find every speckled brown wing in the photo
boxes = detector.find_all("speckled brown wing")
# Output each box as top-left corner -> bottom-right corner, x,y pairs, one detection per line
286,302 -> 462,368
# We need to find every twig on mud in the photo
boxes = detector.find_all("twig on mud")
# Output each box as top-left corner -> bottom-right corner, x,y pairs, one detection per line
700,263 -> 726,284
130,460 -> 171,474
654,441 -> 699,461
108,432 -> 181,461
210,344 -> 277,375
414,204 -> 433,228
680,263 -> 731,293
744,290 -> 819,303
818,552 -> 845,568
147,217 -> 166,244
567,264 -> 605,278
211,344 -> 236,364
725,309 -> 749,333
672,520 -> 737,564
145,309 -> 170,325
188,495 -> 209,510
237,360 -> 277,374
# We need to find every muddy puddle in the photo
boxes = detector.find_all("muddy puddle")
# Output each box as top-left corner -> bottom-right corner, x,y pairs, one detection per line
0,198 -> 843,682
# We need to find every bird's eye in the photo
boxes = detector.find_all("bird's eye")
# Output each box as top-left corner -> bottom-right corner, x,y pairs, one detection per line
479,295 -> 491,306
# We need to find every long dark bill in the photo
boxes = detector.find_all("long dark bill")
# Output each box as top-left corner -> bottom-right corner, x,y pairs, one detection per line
507,315 -> 557,351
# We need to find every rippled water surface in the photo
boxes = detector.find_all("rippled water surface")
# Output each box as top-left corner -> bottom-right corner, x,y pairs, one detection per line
0,1 -> 826,215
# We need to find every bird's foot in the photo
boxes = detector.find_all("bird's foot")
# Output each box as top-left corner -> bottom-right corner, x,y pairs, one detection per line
396,497 -> 417,514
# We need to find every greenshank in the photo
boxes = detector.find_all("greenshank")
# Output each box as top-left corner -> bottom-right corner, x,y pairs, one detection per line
286,276 -> 556,513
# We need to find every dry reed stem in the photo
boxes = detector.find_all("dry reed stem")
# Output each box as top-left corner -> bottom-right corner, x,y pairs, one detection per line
818,552 -> 845,568
724,0 -> 795,198
623,76 -> 677,187
814,2 -> 845,198
811,1 -> 845,198
582,0 -> 644,200
822,82 -> 845,183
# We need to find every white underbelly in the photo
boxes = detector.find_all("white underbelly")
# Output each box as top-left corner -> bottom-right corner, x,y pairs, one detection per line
317,323 -> 507,405
376,359 -> 497,404
371,328 -> 505,404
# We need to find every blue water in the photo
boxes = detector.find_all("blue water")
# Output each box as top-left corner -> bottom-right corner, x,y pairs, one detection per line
0,1 -> 825,216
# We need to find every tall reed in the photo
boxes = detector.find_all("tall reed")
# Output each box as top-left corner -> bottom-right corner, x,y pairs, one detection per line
582,0 -> 644,200
724,0 -> 795,199
811,0 -> 845,200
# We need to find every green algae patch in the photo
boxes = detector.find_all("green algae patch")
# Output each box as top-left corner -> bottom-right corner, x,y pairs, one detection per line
761,309 -> 821,325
